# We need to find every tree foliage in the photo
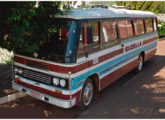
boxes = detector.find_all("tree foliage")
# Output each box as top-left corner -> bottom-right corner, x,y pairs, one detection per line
116,1 -> 165,14
158,22 -> 165,38
1,1 -> 165,53
0,2 -> 62,54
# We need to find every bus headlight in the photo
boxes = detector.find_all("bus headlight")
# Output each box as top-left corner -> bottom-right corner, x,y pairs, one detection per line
53,77 -> 60,86
60,79 -> 66,87
14,67 -> 19,73
18,69 -> 23,75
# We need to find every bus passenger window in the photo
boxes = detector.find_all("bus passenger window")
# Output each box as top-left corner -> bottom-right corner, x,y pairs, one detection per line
101,21 -> 118,48
77,23 -> 88,58
145,19 -> 153,33
77,22 -> 99,58
153,19 -> 157,31
127,20 -> 133,37
118,20 -> 133,39
133,19 -> 145,36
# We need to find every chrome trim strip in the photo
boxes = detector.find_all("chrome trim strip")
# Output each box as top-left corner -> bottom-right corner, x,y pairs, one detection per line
12,81 -> 76,109
15,75 -> 82,95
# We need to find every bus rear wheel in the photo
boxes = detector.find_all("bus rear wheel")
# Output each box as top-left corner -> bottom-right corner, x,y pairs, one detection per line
135,54 -> 143,72
79,78 -> 94,109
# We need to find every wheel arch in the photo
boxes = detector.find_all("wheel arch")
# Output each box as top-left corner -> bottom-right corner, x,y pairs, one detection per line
80,73 -> 100,101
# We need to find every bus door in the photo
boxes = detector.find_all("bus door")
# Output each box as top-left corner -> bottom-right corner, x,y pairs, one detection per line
77,21 -> 100,72
77,22 -> 89,67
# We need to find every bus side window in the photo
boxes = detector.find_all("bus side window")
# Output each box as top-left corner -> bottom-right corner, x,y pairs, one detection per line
145,19 -> 154,33
118,20 -> 133,39
77,22 -> 99,58
77,23 -> 88,58
88,22 -> 99,51
127,20 -> 134,37
133,19 -> 145,36
101,21 -> 118,48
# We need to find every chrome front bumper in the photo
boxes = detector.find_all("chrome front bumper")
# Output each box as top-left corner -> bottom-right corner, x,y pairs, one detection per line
12,81 -> 76,109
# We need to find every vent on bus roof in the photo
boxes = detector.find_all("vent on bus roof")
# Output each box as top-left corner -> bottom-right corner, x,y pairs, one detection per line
26,60 -> 48,70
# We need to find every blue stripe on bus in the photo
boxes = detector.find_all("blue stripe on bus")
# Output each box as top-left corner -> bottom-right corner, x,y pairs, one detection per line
98,53 -> 138,77
71,41 -> 157,90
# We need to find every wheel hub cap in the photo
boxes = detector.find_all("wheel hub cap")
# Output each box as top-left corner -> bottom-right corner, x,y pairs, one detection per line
138,57 -> 143,70
83,83 -> 93,106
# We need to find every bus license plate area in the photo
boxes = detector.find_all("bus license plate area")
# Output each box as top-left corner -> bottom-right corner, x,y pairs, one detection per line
30,90 -> 40,98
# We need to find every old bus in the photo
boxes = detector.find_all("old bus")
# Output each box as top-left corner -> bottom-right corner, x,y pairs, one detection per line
12,8 -> 158,109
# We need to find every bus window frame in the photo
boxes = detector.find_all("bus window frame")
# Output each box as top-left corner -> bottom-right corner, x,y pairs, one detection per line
131,19 -> 136,36
143,19 -> 147,34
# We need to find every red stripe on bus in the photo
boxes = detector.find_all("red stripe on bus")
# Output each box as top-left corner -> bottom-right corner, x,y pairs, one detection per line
15,80 -> 80,100
143,36 -> 157,45
145,49 -> 156,61
14,36 -> 156,74
14,56 -> 26,64
100,58 -> 138,90
75,48 -> 124,72
14,48 -> 123,74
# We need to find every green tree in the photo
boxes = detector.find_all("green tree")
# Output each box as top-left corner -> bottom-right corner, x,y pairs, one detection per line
116,1 -> 165,14
0,2 -> 63,54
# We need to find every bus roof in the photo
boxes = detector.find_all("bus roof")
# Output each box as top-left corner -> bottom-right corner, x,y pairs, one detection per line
55,8 -> 157,20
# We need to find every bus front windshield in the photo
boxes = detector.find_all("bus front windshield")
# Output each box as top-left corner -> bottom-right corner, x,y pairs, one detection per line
38,19 -> 73,63
20,19 -> 75,63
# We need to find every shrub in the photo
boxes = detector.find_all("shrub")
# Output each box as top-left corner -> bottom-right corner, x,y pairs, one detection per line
158,22 -> 165,38
0,2 -> 61,54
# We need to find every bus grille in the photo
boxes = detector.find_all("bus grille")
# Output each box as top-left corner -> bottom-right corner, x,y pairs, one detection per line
23,69 -> 52,84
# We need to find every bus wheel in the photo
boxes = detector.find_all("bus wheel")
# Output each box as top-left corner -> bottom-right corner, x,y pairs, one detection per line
135,54 -> 143,72
79,78 -> 94,109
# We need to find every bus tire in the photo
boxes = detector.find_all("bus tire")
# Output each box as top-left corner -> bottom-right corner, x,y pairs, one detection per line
135,54 -> 143,72
79,78 -> 94,109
